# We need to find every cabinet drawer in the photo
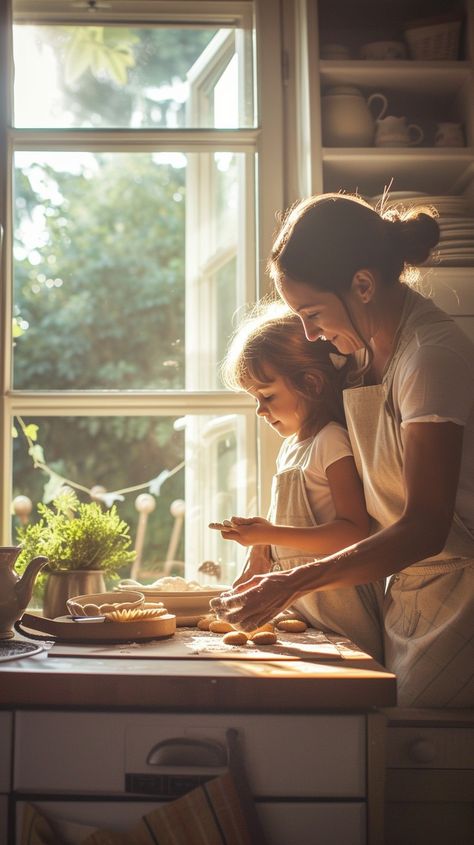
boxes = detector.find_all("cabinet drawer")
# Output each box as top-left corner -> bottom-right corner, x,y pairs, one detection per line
0,712 -> 12,792
387,726 -> 474,769
0,796 -> 8,845
15,799 -> 367,845
14,711 -> 366,797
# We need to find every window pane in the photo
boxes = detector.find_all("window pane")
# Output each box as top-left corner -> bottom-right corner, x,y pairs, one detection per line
12,414 -> 255,589
13,150 -> 251,390
13,24 -> 254,129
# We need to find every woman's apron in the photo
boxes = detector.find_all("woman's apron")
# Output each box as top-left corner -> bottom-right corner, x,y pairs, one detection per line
268,464 -> 385,663
344,289 -> 474,707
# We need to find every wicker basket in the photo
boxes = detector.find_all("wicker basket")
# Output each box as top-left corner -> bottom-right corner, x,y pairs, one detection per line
404,19 -> 462,61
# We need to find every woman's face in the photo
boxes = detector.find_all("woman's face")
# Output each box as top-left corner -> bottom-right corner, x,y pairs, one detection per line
279,277 -> 366,355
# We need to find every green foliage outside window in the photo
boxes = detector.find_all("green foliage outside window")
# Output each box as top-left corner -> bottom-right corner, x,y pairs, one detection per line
12,26 -> 217,570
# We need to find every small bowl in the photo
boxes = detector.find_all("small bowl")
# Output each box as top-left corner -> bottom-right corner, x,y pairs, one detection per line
66,590 -> 144,618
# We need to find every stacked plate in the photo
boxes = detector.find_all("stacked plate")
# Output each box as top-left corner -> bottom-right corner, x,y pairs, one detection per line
371,193 -> 474,267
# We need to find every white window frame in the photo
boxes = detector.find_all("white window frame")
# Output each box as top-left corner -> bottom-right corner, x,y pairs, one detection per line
0,0 -> 285,556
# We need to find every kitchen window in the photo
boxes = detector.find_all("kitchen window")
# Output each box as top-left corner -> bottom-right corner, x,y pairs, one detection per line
0,0 -> 284,585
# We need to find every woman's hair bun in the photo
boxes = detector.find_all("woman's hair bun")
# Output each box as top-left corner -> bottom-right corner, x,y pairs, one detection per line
391,212 -> 440,266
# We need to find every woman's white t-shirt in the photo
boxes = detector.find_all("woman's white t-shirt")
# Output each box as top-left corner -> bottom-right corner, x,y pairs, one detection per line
391,317 -> 474,534
276,421 -> 353,524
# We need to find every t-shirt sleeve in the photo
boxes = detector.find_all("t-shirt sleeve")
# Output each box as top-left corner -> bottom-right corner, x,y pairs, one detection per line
395,342 -> 474,427
313,423 -> 354,474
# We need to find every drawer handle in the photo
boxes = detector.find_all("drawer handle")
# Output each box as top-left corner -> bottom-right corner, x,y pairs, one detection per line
146,738 -> 227,768
408,739 -> 436,763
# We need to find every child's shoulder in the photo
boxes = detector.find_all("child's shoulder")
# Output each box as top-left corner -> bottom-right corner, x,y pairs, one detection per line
316,420 -> 350,444
309,421 -> 353,466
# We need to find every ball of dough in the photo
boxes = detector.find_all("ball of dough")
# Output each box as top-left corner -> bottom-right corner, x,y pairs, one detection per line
197,615 -> 214,630
276,619 -> 307,633
209,620 -> 234,633
250,630 -> 278,645
223,631 -> 248,645
250,622 -> 274,635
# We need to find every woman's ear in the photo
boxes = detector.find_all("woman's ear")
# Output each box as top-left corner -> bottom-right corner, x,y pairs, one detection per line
350,269 -> 376,303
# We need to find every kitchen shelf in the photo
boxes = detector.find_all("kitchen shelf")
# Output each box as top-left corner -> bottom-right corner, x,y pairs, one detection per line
319,61 -> 471,95
322,147 -> 474,195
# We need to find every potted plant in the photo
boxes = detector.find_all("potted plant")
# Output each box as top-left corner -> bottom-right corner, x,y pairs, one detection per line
15,489 -> 136,618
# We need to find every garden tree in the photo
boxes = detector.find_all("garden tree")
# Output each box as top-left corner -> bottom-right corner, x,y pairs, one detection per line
12,25 -> 216,567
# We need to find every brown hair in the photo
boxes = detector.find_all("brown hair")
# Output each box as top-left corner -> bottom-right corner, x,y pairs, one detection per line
268,193 -> 440,294
221,300 -> 350,435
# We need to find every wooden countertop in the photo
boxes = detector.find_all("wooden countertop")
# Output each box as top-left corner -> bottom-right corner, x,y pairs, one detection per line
0,631 -> 396,711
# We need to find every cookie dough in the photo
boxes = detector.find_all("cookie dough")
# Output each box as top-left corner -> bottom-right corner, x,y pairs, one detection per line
250,630 -> 278,645
276,619 -> 307,633
223,630 -> 248,645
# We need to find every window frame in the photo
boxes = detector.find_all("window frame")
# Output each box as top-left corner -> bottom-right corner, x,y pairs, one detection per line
0,0 -> 285,546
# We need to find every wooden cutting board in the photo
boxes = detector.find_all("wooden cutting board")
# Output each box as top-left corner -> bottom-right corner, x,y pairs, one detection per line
17,612 -> 176,643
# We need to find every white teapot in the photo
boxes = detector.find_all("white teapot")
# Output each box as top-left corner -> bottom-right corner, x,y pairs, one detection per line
321,86 -> 388,147
375,116 -> 424,147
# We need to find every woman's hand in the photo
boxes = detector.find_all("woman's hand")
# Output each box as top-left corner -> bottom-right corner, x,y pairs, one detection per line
233,544 -> 272,588
210,568 -> 304,632
209,516 -> 274,547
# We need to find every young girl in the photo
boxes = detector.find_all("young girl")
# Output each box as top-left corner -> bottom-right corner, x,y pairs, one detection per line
210,302 -> 384,661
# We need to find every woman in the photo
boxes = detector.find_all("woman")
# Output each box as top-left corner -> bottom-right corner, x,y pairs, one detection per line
212,193 -> 474,707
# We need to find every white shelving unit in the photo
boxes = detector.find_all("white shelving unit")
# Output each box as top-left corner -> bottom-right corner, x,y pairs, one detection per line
299,0 -> 474,340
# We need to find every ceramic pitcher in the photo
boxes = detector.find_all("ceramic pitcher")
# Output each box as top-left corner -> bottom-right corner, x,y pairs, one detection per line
321,86 -> 388,146
375,116 -> 424,147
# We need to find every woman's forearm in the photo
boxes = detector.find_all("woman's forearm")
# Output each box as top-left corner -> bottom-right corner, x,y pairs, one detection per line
291,512 -> 448,595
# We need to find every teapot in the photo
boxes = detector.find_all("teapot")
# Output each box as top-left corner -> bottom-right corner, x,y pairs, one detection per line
321,86 -> 388,147
0,546 -> 48,639
375,116 -> 424,147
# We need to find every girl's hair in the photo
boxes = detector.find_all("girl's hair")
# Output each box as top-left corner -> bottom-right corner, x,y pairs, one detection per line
221,300 -> 350,434
268,192 -> 440,294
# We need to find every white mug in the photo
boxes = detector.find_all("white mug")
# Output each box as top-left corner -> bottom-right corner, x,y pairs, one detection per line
435,122 -> 464,147
375,116 -> 424,147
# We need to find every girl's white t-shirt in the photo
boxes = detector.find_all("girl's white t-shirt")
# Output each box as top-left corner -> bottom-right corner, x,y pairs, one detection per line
276,421 -> 353,524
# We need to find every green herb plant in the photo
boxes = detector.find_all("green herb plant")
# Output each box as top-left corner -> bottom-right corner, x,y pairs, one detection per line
16,489 -> 136,577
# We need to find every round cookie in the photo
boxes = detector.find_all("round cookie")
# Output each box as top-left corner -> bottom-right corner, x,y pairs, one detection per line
197,615 -> 214,631
276,619 -> 307,633
209,620 -> 234,634
250,630 -> 278,645
223,631 -> 248,646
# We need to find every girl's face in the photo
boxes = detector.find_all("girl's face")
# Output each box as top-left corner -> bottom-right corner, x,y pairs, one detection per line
246,368 -> 309,439
279,277 -> 366,355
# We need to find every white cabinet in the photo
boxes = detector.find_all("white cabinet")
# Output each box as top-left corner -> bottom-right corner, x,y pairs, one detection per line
302,0 -> 474,339
0,711 -> 12,845
12,711 -> 368,845
14,801 -> 366,845
382,708 -> 474,845
311,0 -> 474,196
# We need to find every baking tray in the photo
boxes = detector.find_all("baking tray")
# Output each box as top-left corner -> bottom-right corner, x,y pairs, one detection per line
16,612 -> 176,644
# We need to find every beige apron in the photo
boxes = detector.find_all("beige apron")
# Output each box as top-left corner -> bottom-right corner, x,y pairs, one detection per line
344,288 -> 474,707
269,463 -> 385,663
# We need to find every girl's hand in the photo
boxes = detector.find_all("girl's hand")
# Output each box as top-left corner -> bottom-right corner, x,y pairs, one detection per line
233,544 -> 272,588
209,516 -> 274,546
210,569 -> 302,632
